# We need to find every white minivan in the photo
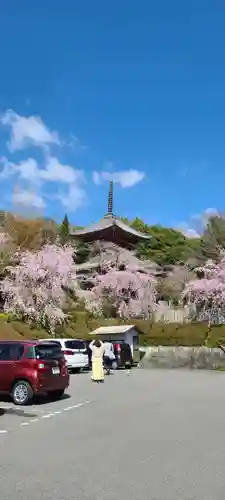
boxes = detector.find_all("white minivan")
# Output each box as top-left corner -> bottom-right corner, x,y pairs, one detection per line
43,338 -> 89,372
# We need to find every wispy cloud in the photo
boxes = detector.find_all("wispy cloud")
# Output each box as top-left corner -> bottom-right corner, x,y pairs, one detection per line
181,226 -> 200,238
53,183 -> 86,211
178,161 -> 207,179
0,155 -> 86,213
0,156 -> 84,185
178,207 -> 220,238
67,133 -> 88,153
0,109 -> 87,213
12,188 -> 45,210
93,168 -> 145,188
0,109 -> 60,152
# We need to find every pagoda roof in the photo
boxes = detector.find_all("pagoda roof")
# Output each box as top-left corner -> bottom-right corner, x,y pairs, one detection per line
70,180 -> 150,245
70,214 -> 150,240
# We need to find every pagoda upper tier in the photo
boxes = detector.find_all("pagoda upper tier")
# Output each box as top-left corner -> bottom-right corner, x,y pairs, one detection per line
70,181 -> 150,249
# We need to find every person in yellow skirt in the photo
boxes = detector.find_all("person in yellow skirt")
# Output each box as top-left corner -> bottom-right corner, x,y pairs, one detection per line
89,339 -> 105,383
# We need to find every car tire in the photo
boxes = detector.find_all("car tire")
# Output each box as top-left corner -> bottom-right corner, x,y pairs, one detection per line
49,389 -> 65,400
12,380 -> 33,406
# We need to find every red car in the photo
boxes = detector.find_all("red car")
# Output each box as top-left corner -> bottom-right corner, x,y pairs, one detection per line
0,340 -> 70,405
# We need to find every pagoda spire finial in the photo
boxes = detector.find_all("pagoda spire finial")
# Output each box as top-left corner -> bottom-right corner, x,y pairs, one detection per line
107,180 -> 113,215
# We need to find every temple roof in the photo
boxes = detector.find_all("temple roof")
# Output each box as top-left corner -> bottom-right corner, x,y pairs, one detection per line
70,214 -> 149,240
70,180 -> 150,244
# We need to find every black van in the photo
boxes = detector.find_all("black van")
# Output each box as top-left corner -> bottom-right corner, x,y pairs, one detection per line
112,342 -> 133,369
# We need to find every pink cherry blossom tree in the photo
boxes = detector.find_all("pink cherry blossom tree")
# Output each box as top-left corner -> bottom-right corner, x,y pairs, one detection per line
182,255 -> 225,324
1,243 -> 77,332
85,263 -> 157,320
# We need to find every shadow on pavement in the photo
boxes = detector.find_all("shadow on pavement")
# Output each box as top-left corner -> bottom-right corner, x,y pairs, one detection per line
34,392 -> 71,406
0,407 -> 38,418
0,393 -> 70,413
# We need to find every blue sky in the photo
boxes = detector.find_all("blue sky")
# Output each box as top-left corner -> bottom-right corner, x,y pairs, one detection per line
0,1 -> 224,236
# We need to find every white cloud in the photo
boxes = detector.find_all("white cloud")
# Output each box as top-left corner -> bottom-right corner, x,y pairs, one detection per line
54,183 -> 86,212
0,109 -> 87,213
191,208 -> 219,224
177,221 -> 200,238
12,189 -> 45,209
183,228 -> 200,239
92,171 -> 101,185
204,207 -> 218,215
0,156 -> 16,178
0,155 -> 86,213
1,109 -> 60,152
0,155 -> 84,186
93,169 -> 145,188
42,157 -> 84,184
178,208 -> 221,239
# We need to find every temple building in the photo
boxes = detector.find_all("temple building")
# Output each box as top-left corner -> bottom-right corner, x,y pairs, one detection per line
70,181 -> 150,249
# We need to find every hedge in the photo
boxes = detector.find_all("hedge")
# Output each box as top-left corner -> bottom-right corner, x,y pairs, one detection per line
69,318 -> 225,348
59,316 -> 225,348
1,311 -> 225,348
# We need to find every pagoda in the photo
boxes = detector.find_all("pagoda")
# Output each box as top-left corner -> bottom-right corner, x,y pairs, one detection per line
70,181 -> 150,249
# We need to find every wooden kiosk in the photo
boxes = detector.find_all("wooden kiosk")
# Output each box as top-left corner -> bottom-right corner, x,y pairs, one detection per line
89,325 -> 140,357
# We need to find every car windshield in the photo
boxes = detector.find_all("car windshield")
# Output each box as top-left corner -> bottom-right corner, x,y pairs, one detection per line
35,344 -> 63,360
65,340 -> 86,351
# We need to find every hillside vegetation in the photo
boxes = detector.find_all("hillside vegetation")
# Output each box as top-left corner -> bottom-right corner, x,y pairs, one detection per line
0,210 -> 225,343
1,313 -> 225,348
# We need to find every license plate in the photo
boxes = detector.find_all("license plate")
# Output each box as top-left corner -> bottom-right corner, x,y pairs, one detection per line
52,367 -> 60,375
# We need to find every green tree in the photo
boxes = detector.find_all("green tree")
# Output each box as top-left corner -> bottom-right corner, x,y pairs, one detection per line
130,217 -> 149,233
59,214 -> 70,244
74,240 -> 90,264
136,225 -> 191,266
197,215 -> 225,263
120,216 -> 201,266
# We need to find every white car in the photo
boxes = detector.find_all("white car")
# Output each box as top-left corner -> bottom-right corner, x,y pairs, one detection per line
43,338 -> 89,372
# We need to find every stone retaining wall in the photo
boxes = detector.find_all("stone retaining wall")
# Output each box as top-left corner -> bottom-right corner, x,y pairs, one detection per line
140,346 -> 225,370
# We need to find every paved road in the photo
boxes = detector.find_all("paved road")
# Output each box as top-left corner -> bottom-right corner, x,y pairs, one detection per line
1,369 -> 225,499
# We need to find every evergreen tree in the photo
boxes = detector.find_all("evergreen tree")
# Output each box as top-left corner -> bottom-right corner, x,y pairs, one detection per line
59,214 -> 70,244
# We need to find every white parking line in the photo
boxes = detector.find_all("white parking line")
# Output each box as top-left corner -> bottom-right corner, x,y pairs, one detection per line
72,401 -> 91,409
0,400 -> 92,435
63,401 -> 91,412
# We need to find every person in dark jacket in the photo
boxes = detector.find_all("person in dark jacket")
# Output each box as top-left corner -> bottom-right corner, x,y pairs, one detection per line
87,341 -> 92,369
120,341 -> 132,375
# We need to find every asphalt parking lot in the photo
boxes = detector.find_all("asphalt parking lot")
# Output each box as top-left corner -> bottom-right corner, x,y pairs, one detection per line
1,368 -> 225,500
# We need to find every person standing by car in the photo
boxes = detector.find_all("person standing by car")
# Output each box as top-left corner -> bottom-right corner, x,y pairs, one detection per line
87,341 -> 92,370
103,341 -> 116,375
89,339 -> 105,383
120,341 -> 133,375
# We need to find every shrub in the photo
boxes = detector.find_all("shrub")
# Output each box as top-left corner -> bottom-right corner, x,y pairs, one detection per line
207,325 -> 225,347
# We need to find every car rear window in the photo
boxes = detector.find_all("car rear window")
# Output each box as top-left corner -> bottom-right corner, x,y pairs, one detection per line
35,343 -> 63,360
65,340 -> 86,351
0,343 -> 24,361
